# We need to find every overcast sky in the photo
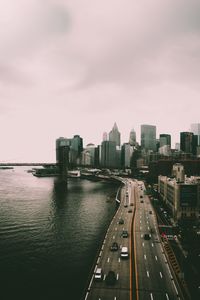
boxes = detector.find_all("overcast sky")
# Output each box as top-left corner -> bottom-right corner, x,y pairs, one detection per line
0,0 -> 200,162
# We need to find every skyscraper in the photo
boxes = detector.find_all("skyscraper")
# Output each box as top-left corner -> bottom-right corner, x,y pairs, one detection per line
102,132 -> 108,141
191,123 -> 200,145
55,137 -> 70,176
129,128 -> 136,146
100,141 -> 117,168
159,134 -> 171,156
70,135 -> 83,165
180,132 -> 196,154
141,125 -> 156,151
109,122 -> 121,146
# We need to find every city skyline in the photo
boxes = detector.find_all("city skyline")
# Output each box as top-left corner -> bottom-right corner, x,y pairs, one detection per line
1,0 -> 200,162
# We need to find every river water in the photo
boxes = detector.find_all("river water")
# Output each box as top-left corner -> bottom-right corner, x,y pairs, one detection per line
0,167 -> 119,300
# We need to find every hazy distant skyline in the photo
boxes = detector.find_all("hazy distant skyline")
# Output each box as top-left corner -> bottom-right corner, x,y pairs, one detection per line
1,0 -> 200,162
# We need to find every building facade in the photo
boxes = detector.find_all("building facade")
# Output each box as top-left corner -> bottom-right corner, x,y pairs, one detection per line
109,122 -> 121,146
158,164 -> 200,223
141,124 -> 156,152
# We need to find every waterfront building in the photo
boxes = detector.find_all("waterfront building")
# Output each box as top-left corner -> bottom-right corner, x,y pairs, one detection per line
141,124 -> 156,152
81,143 -> 96,166
109,122 -> 121,146
158,163 -> 200,223
100,141 -> 117,169
129,128 -> 136,146
70,135 -> 83,166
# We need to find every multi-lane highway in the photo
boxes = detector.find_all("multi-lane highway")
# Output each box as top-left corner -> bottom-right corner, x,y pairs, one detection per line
85,180 -> 134,300
84,179 -> 183,300
134,181 -> 182,300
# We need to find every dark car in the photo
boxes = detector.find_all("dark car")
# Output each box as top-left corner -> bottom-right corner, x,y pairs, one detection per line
105,271 -> 116,285
140,200 -> 144,203
128,209 -> 132,213
130,203 -> 134,206
121,230 -> 128,238
118,218 -> 124,224
144,233 -> 151,240
149,211 -> 152,214
110,242 -> 118,251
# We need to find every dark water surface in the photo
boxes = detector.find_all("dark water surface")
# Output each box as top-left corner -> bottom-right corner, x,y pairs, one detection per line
0,167 -> 119,300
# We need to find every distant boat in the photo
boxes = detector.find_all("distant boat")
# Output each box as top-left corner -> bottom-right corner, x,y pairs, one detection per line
68,170 -> 81,178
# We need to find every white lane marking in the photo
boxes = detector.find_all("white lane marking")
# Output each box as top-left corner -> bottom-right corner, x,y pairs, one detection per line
115,227 -> 117,231
150,293 -> 154,300
140,220 -> 142,224
172,280 -> 179,295
165,293 -> 169,300
118,258 -> 121,263
144,254 -> 147,260
147,221 -> 149,224
113,235 -> 115,239
88,274 -> 94,290
107,257 -> 110,263
140,226 -> 142,230
97,257 -> 100,264
166,263 -> 173,279
160,272 -> 163,278
102,245 -> 104,250
116,273 -> 119,280
151,243 -> 154,247
84,291 -> 89,300
155,255 -> 158,261
147,271 -> 150,277
141,234 -> 143,238
142,242 -> 144,247
103,274 -> 106,281
114,297 -> 117,300
148,226 -> 150,230
99,250 -> 102,256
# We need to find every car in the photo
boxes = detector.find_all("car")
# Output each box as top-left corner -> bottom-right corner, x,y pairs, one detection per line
144,233 -> 151,240
130,202 -> 134,206
124,204 -> 128,207
94,268 -> 103,281
140,195 -> 143,198
140,200 -> 144,203
105,271 -> 116,285
149,211 -> 152,214
121,230 -> 128,238
110,242 -> 118,251
128,209 -> 132,213
118,218 -> 124,224
120,246 -> 129,259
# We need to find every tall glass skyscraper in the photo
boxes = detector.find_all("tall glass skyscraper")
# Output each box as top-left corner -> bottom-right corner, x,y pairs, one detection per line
141,125 -> 156,151
129,128 -> 136,146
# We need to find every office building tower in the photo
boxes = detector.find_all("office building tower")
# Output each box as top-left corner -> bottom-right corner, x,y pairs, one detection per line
129,128 -> 136,146
100,141 -> 117,168
180,132 -> 196,155
109,122 -> 121,146
70,135 -> 83,165
159,134 -> 171,156
121,143 -> 133,168
191,123 -> 200,145
81,143 -> 96,166
141,125 -> 156,151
